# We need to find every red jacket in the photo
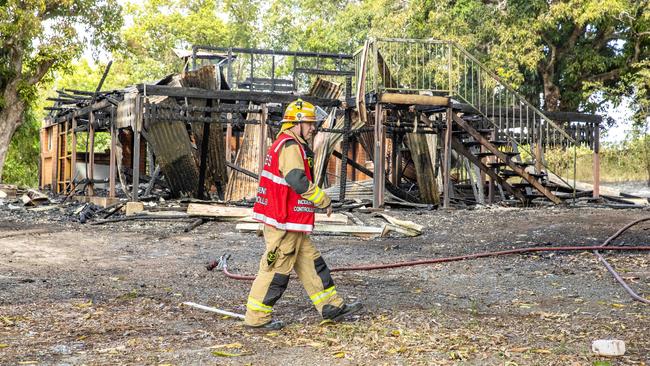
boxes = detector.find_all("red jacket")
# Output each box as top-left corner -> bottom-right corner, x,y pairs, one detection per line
252,133 -> 316,233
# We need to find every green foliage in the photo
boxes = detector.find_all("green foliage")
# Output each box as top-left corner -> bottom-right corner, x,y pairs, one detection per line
0,0 -> 124,91
3,107 -> 40,187
113,0 -> 256,84
262,0 -> 389,53
0,0 -> 124,184
543,138 -> 650,183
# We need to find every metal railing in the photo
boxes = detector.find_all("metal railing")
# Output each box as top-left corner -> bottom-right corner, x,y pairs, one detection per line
354,38 -> 578,191
354,38 -> 452,96
191,45 -> 355,95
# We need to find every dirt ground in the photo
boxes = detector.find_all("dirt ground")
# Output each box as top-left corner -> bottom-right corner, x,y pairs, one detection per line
1,204 -> 650,365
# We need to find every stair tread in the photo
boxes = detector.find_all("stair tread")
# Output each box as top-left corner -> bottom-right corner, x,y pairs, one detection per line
475,151 -> 519,158
452,128 -> 494,135
500,170 -> 546,178
511,182 -> 535,188
462,140 -> 509,147
488,161 -> 533,167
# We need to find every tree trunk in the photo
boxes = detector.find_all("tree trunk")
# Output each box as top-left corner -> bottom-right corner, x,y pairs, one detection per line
0,83 -> 27,182
643,133 -> 650,187
542,78 -> 561,112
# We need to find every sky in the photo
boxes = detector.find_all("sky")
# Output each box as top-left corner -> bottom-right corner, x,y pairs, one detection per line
602,99 -> 638,143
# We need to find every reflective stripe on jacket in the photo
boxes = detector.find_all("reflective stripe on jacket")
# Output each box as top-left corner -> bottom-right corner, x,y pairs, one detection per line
252,133 -> 316,233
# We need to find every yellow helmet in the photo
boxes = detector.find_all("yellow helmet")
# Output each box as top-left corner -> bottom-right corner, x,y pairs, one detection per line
280,99 -> 317,131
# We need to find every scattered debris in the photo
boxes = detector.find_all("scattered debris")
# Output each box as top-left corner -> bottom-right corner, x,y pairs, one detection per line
376,213 -> 424,237
21,189 -> 49,206
592,339 -> 626,356
0,184 -> 17,199
184,218 -> 206,232
125,202 -> 144,216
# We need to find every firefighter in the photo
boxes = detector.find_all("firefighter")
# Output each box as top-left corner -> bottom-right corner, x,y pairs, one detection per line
244,99 -> 362,330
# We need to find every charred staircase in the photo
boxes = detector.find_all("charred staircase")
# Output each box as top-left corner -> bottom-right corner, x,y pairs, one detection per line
449,112 -> 561,204
354,38 -> 579,206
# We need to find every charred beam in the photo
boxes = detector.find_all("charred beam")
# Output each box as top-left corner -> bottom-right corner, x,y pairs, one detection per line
137,84 -> 341,107
331,150 -> 419,203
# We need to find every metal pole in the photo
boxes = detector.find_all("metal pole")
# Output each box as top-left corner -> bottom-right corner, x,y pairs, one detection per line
593,122 -> 600,198
271,54 -> 276,92
249,53 -> 254,91
227,49 -> 233,87
573,142 -> 577,202
447,43 -> 453,96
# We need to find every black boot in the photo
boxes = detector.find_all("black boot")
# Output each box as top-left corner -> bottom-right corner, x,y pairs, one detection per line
322,302 -> 363,322
245,319 -> 285,330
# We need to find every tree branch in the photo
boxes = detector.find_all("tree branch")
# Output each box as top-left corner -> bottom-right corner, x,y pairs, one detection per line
586,68 -> 622,83
557,24 -> 586,58
592,26 -> 615,51
25,58 -> 55,85
539,33 -> 557,73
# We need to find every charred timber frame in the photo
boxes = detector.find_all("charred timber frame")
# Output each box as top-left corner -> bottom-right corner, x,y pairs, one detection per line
136,85 -> 341,108
42,39 -> 604,207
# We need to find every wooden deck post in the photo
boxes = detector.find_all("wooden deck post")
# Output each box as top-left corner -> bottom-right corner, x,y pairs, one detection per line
488,128 -> 497,203
535,123 -> 544,174
257,104 -> 268,174
390,131 -> 398,184
88,111 -> 95,196
109,108 -> 116,198
339,77 -> 352,201
442,107 -> 453,208
593,122 -> 600,198
132,95 -> 141,201
197,99 -> 212,199
51,125 -> 59,192
225,114 -> 232,163
373,103 -> 385,208
70,117 -> 77,193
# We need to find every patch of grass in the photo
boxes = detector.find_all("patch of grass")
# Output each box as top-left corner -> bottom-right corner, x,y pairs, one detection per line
519,141 -> 649,183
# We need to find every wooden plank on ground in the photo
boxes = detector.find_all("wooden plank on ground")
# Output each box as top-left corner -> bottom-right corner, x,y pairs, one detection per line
376,213 -> 424,233
236,222 -> 384,236
187,204 -> 252,218
186,203 -> 349,224
72,195 -> 121,208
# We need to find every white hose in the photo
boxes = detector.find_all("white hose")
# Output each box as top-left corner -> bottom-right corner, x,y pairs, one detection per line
182,301 -> 245,320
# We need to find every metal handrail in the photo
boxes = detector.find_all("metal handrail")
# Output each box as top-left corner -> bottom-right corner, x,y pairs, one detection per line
354,38 -> 578,192
450,43 -> 574,142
